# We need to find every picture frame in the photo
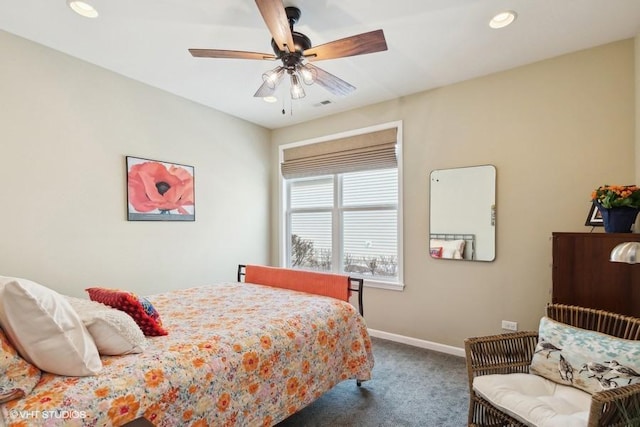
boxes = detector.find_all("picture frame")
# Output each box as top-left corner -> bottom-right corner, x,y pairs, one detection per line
126,156 -> 195,221
584,202 -> 603,227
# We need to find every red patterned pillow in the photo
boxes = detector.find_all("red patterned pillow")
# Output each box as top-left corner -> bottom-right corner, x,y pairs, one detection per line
85,288 -> 167,336
430,247 -> 443,258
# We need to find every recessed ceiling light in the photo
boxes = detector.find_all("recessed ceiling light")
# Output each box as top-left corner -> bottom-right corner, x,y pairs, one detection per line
67,0 -> 99,18
489,10 -> 517,29
263,96 -> 278,103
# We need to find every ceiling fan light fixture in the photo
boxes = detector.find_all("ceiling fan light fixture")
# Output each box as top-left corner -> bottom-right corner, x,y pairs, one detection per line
262,66 -> 285,89
298,64 -> 317,85
263,96 -> 278,103
489,10 -> 517,29
290,74 -> 305,99
67,0 -> 99,18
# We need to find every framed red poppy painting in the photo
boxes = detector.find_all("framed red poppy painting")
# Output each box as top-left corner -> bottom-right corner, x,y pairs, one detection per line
126,156 -> 195,221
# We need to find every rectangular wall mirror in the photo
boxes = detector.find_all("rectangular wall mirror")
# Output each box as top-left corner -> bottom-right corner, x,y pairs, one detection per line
429,165 -> 496,261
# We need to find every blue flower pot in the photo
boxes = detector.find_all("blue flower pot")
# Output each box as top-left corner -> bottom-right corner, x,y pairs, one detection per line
596,204 -> 640,233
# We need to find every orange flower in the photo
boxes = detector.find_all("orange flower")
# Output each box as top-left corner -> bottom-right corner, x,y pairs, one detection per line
24,392 -> 61,410
262,415 -> 273,427
162,387 -> 179,403
351,340 -> 362,352
143,403 -> 163,424
192,420 -> 208,427
248,383 -> 260,394
259,361 -> 273,379
317,330 -> 328,346
182,409 -> 194,421
286,377 -> 300,395
233,343 -> 243,352
192,357 -> 205,368
127,161 -> 194,214
217,392 -> 231,412
242,351 -> 259,371
348,358 -> 360,372
328,337 -> 337,351
301,360 -> 310,374
108,395 -> 140,425
297,385 -> 308,400
591,185 -> 640,208
260,335 -> 272,349
94,387 -> 110,398
144,369 -> 165,388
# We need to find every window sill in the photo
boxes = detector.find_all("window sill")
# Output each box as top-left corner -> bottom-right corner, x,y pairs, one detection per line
363,279 -> 404,291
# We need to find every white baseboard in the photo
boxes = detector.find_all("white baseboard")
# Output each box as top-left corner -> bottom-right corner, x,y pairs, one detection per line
368,328 -> 465,358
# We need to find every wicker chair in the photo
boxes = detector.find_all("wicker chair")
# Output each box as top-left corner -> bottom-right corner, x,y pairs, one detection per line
464,304 -> 640,427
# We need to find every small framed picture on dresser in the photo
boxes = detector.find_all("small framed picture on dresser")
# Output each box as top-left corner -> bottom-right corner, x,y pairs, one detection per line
584,202 -> 603,227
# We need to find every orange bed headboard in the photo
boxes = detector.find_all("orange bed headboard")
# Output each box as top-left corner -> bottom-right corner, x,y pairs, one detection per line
243,264 -> 349,301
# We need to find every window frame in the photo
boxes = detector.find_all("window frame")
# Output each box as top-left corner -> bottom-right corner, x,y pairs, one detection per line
278,121 -> 404,291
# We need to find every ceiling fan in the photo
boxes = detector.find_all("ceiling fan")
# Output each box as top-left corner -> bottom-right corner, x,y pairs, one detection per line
189,0 -> 388,101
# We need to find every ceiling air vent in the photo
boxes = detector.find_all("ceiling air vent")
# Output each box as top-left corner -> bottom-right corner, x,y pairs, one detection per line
314,100 -> 332,107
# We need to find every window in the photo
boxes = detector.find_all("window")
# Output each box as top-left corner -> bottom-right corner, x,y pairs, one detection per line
281,124 -> 402,289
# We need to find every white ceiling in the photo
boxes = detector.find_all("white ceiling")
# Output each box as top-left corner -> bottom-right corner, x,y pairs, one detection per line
2,0 -> 640,130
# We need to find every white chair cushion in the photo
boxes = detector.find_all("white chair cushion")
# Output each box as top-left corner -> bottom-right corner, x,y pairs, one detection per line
473,373 -> 590,427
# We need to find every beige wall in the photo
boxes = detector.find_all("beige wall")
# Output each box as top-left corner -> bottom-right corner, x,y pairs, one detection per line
271,39 -> 636,348
2,29 -> 636,350
0,31 -> 272,297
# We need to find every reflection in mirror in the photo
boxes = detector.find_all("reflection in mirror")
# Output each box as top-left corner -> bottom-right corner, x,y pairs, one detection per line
429,165 -> 496,261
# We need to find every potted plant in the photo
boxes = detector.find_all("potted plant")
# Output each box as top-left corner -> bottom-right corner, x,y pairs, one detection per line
591,185 -> 640,233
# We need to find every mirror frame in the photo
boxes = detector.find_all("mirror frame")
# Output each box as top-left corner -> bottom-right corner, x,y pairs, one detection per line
429,165 -> 496,262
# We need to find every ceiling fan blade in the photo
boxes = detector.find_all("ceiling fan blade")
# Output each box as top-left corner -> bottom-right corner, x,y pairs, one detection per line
305,64 -> 355,96
253,80 -> 278,98
304,29 -> 387,62
189,49 -> 276,60
255,0 -> 296,53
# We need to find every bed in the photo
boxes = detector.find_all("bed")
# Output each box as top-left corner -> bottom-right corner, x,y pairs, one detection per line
429,233 -> 475,260
0,266 -> 374,426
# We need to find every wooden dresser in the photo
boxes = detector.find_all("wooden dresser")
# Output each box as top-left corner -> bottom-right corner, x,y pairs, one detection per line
552,232 -> 640,317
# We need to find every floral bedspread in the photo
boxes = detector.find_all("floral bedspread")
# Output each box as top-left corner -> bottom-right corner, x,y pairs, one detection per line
1,282 -> 374,426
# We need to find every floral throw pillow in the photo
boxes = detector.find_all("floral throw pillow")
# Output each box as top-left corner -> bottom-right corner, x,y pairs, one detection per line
530,316 -> 640,394
0,329 -> 41,403
429,247 -> 443,258
85,287 -> 167,336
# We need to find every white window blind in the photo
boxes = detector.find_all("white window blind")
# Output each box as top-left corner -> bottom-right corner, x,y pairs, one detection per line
286,168 -> 399,282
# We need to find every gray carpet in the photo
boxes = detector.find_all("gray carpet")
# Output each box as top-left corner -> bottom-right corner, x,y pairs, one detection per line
277,337 -> 469,427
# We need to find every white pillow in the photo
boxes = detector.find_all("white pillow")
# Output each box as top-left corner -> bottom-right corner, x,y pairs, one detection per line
429,239 -> 466,259
0,276 -> 102,376
65,296 -> 146,355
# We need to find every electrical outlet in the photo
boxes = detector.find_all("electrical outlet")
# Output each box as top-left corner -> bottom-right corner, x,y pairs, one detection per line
501,320 -> 518,331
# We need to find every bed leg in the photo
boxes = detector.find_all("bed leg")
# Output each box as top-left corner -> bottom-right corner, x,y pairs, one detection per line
357,379 -> 362,387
